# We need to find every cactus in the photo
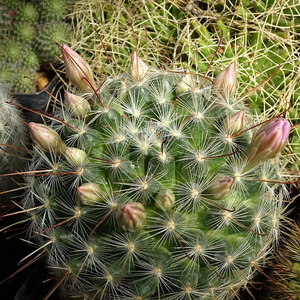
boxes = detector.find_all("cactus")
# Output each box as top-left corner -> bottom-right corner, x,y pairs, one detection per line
36,22 -> 71,63
261,221 -> 300,300
0,0 -> 72,93
14,2 -> 38,24
0,83 -> 27,213
38,0 -> 68,22
16,44 -> 296,299
258,190 -> 300,300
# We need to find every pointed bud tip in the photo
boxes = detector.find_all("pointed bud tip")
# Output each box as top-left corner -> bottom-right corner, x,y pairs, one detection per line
213,62 -> 237,98
205,175 -> 234,200
155,189 -> 175,210
225,110 -> 246,135
116,202 -> 146,231
176,71 -> 195,95
65,147 -> 87,166
28,122 -> 66,154
64,91 -> 91,118
244,118 -> 291,171
77,183 -> 103,205
61,45 -> 96,92
130,51 -> 150,84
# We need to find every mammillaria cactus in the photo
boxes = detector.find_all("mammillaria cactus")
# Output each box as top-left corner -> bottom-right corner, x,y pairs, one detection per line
266,228 -> 300,300
0,84 -> 27,213
18,44 -> 295,299
0,0 -> 71,93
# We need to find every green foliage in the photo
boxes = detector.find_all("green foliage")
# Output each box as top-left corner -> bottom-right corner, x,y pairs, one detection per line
2,39 -> 23,63
12,22 -> 36,44
15,2 -> 38,23
38,0 -> 68,22
37,22 -> 71,63
21,47 -> 294,299
199,0 -> 300,112
13,68 -> 38,94
0,0 -> 72,93
22,49 -> 40,70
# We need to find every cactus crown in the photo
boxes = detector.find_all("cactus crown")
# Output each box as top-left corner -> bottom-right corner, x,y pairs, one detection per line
22,45 -> 292,300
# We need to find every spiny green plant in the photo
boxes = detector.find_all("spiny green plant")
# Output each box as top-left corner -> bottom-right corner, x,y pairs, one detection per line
262,218 -> 300,300
0,0 -> 71,93
0,84 -> 27,215
7,43 -> 298,299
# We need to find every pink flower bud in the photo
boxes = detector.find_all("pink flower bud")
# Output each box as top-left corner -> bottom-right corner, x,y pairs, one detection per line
176,72 -> 195,95
213,62 -> 237,98
28,122 -> 66,154
77,183 -> 103,205
130,51 -> 150,84
65,147 -> 87,166
155,189 -> 175,210
224,110 -> 246,135
204,175 -> 234,200
61,44 -> 96,92
244,118 -> 291,171
64,91 -> 91,118
116,202 -> 146,231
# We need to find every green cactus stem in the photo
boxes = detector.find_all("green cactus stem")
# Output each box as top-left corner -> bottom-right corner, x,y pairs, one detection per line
14,45 -> 296,300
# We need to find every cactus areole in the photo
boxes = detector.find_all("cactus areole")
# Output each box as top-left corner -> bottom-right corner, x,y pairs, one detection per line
24,45 -> 291,299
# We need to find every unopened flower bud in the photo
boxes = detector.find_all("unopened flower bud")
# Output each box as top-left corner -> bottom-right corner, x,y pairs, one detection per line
65,91 -> 91,118
224,110 -> 245,135
61,44 -> 96,92
176,71 -> 195,95
116,202 -> 146,231
213,62 -> 237,98
65,147 -> 87,166
204,175 -> 234,200
155,189 -> 175,210
77,183 -> 103,205
28,122 -> 66,154
130,51 -> 150,84
244,118 -> 291,171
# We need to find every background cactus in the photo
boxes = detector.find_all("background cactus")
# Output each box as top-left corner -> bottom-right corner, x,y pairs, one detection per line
258,192 -> 300,300
16,44 -> 296,299
0,83 -> 27,215
268,231 -> 300,300
0,0 -> 72,93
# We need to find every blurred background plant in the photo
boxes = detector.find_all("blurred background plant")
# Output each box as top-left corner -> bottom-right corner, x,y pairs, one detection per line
262,207 -> 300,300
0,0 -> 77,93
0,83 -> 27,217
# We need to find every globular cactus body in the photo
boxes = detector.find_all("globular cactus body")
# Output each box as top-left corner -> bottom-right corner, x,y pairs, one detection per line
23,46 -> 292,299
